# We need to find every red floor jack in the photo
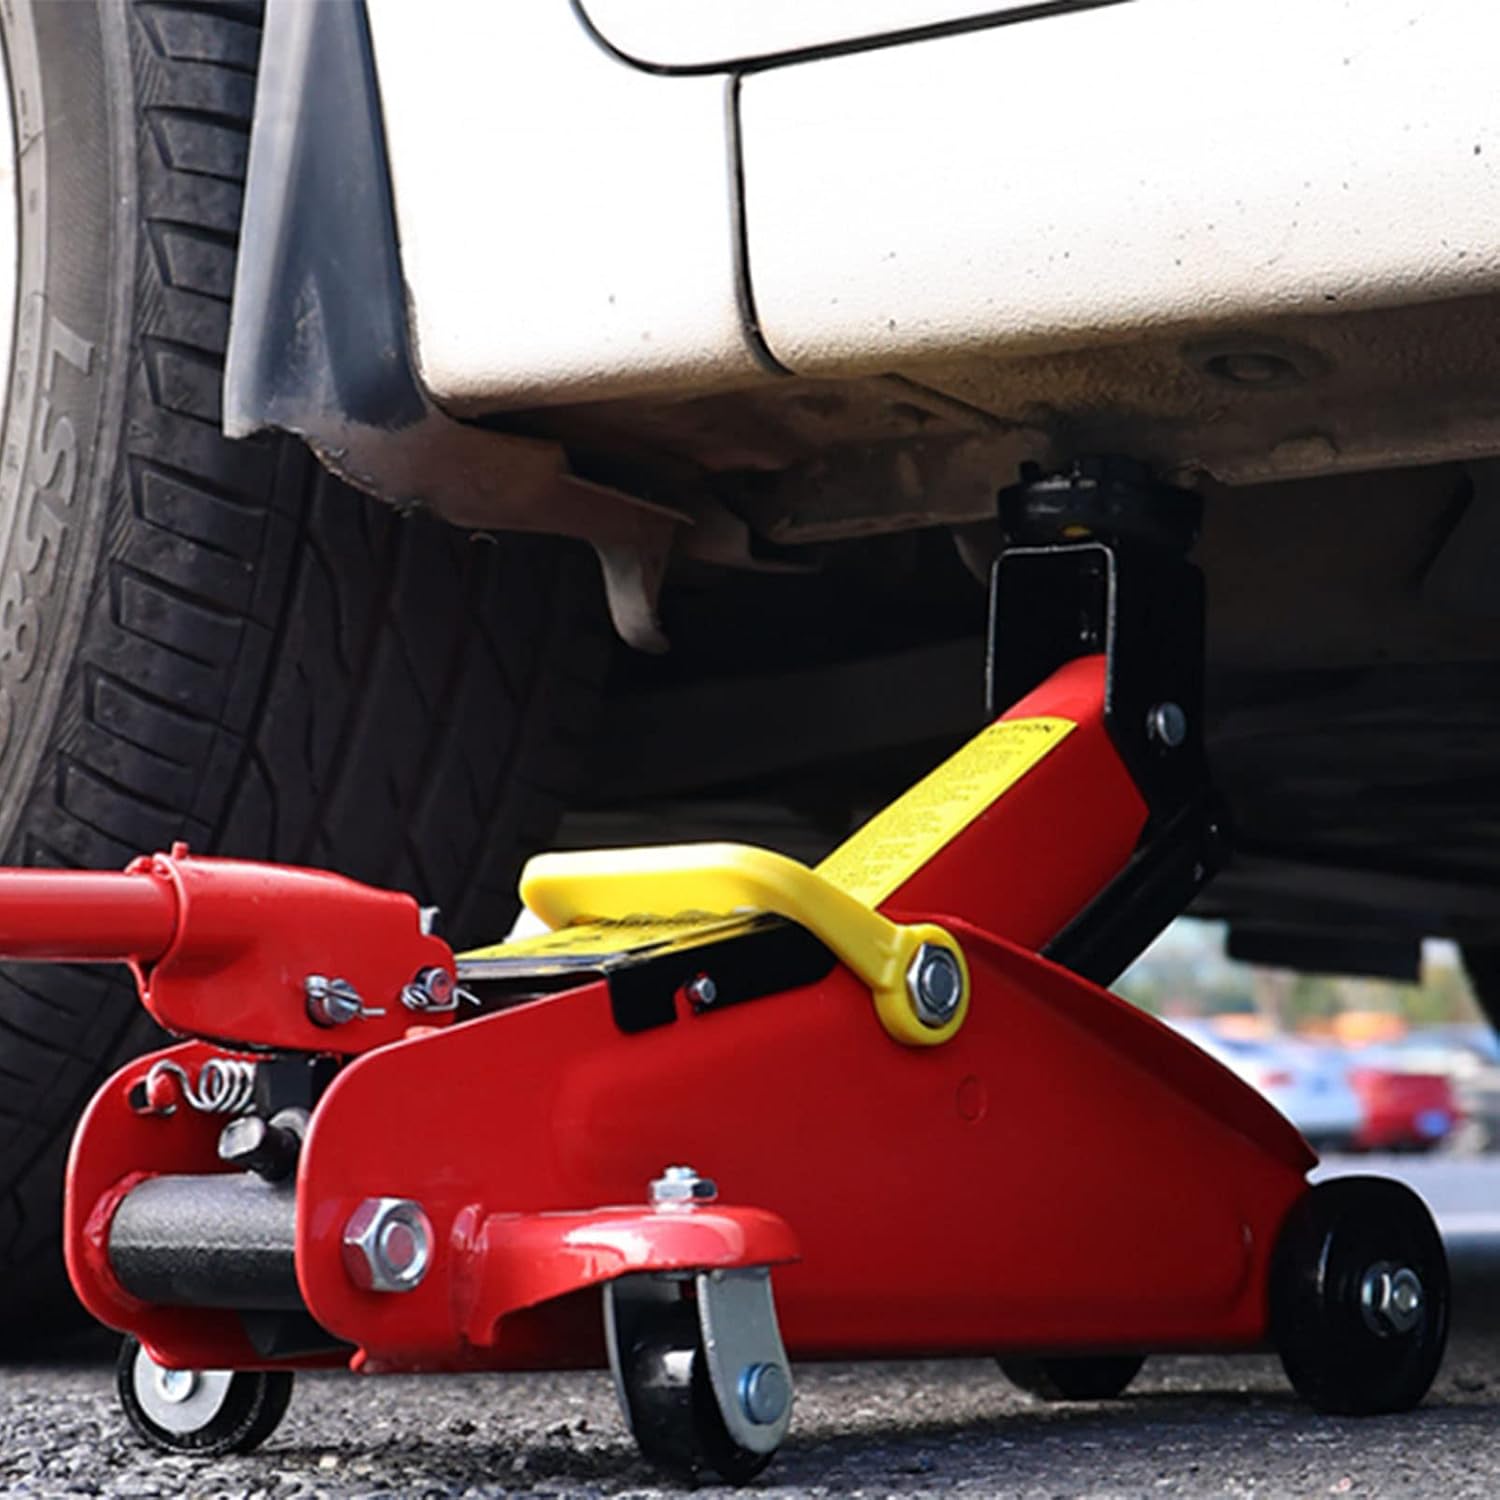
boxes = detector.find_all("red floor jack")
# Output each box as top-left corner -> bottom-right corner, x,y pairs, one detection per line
42,461 -> 1446,1479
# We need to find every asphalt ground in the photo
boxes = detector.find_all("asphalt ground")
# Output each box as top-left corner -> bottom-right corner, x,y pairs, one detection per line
2,1156 -> 1496,1499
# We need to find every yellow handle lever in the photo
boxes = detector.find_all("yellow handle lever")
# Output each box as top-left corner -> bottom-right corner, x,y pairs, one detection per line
520,842 -> 967,1046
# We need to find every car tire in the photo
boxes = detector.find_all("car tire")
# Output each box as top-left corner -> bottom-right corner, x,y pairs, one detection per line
0,0 -> 607,1340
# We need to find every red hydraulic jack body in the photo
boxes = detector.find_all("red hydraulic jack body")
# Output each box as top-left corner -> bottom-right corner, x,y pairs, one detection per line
51,465 -> 1448,1478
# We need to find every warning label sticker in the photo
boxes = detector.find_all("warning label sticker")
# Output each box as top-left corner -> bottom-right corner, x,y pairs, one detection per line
459,911 -> 767,976
814,716 -> 1075,907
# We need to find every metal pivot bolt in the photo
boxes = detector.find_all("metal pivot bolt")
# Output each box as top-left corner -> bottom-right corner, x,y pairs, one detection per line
739,1361 -> 790,1426
1146,701 -> 1188,749
684,973 -> 718,1008
342,1197 -> 433,1292
216,1110 -> 305,1182
1360,1262 -> 1425,1336
305,975 -> 385,1027
401,965 -> 458,1014
155,1367 -> 197,1404
650,1164 -> 719,1206
906,943 -> 964,1028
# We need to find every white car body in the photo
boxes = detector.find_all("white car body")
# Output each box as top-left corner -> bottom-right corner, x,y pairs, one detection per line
366,0 -> 1500,485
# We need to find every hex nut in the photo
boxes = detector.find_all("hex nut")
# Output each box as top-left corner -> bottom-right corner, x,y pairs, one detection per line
342,1197 -> 433,1293
906,943 -> 964,1028
650,1165 -> 718,1205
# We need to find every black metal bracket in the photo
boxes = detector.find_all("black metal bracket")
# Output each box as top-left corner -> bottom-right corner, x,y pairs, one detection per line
987,458 -> 1227,985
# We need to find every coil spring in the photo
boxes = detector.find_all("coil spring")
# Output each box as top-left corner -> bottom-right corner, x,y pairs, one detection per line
142,1057 -> 257,1115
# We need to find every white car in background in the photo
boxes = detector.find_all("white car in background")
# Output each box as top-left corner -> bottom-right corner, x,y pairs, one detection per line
1168,1021 -> 1363,1153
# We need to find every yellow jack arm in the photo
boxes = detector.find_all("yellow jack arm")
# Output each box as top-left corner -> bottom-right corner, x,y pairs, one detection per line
520,842 -> 968,1046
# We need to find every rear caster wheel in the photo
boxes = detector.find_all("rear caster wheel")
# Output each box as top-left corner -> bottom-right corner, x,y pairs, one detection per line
999,1354 -> 1145,1401
616,1299 -> 773,1483
116,1335 -> 294,1456
1270,1177 -> 1449,1415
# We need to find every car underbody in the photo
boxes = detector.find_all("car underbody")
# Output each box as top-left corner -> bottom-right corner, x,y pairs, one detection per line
218,0 -> 1500,997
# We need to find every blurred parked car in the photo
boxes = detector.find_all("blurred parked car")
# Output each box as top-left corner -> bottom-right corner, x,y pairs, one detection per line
1346,1060 -> 1459,1153
1352,1028 -> 1499,1152
1167,1021 -> 1362,1152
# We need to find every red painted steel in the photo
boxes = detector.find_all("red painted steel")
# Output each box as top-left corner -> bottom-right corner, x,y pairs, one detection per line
447,1205 -> 799,1350
0,845 -> 456,1053
284,927 -> 1307,1369
887,655 -> 1149,948
135,850 -> 456,1051
0,867 -> 176,961
64,1040 -> 342,1373
60,656 -> 1316,1380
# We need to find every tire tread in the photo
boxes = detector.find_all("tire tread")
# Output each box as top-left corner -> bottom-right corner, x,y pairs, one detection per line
0,0 -> 606,1336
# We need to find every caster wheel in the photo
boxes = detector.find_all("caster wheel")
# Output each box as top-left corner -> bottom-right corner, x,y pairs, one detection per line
116,1335 -> 294,1456
999,1354 -> 1145,1401
618,1299 -> 775,1483
1270,1177 -> 1449,1415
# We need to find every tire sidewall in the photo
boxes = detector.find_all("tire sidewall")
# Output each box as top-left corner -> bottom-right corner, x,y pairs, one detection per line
0,0 -> 134,856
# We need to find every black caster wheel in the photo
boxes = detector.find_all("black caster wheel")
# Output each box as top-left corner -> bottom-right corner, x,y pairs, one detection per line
116,1335 -> 295,1456
617,1299 -> 776,1483
1270,1176 -> 1449,1415
999,1354 -> 1145,1401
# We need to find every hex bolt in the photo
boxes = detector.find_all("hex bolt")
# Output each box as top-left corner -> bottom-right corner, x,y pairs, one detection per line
342,1198 -> 434,1293
684,973 -> 718,1008
1360,1263 -> 1424,1336
1146,701 -> 1188,749
906,944 -> 965,1028
739,1361 -> 790,1426
650,1164 -> 719,1206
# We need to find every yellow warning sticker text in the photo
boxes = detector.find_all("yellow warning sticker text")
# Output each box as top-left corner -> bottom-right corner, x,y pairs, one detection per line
814,716 -> 1075,907
460,911 -> 764,972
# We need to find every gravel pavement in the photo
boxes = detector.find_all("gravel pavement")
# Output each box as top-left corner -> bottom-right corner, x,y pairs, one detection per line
2,1155 -> 1496,1498
4,1342 -> 1500,1499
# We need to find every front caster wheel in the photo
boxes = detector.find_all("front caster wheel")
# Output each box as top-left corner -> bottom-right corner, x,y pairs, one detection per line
1270,1176 -> 1449,1415
616,1299 -> 773,1483
116,1335 -> 294,1456
999,1354 -> 1145,1401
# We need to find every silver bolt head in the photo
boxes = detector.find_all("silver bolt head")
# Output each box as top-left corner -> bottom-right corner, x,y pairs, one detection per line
343,1197 -> 433,1292
402,966 -> 456,1012
1360,1263 -> 1425,1336
650,1165 -> 718,1205
419,967 -> 454,1006
154,1366 -> 197,1404
685,974 -> 718,1007
1385,1267 -> 1424,1331
306,975 -> 363,1027
906,943 -> 964,1027
1147,701 -> 1188,749
739,1361 -> 790,1426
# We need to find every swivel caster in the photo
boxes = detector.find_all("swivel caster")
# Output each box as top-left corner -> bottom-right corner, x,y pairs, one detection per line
116,1335 -> 295,1455
999,1353 -> 1145,1401
1270,1176 -> 1449,1415
606,1268 -> 793,1482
